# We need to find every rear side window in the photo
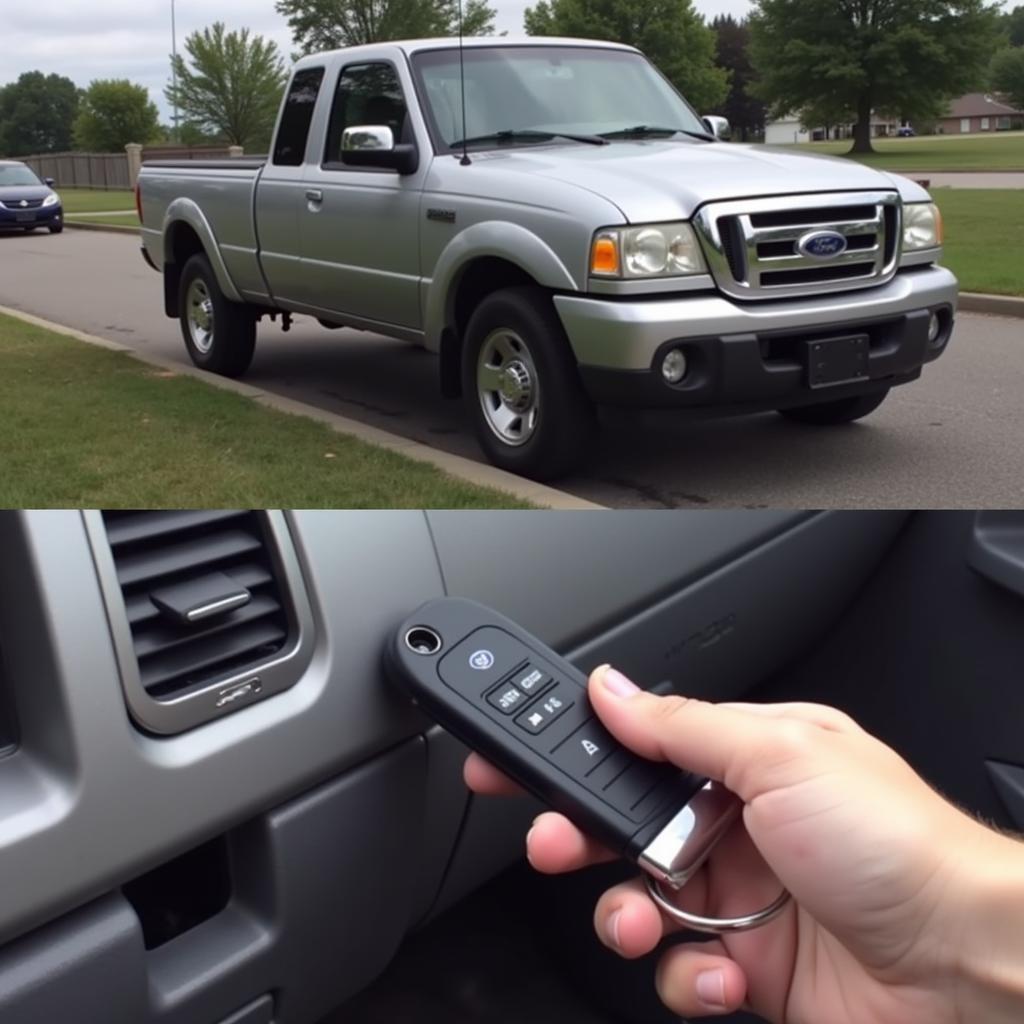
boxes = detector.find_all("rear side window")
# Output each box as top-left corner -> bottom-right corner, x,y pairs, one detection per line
324,62 -> 410,167
273,68 -> 325,166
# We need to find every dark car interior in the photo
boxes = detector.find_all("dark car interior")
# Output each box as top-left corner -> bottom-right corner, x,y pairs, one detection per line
0,510 -> 1022,1024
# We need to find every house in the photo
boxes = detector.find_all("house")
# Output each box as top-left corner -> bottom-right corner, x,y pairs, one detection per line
765,114 -> 902,146
934,93 -> 1023,135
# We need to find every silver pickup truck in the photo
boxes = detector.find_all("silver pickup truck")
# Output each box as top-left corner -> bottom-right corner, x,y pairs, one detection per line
139,36 -> 958,480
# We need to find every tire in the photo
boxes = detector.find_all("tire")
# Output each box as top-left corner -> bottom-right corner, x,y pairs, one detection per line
178,253 -> 256,378
462,286 -> 595,481
779,388 -> 890,426
49,223 -> 64,234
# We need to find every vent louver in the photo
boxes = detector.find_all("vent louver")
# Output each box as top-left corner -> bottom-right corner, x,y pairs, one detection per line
102,511 -> 292,703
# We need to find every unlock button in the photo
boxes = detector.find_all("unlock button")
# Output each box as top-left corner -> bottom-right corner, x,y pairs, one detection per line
551,720 -> 615,777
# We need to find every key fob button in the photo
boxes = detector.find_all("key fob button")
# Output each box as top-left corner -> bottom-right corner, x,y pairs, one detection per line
438,627 -> 527,695
515,686 -> 574,735
551,719 -> 615,778
487,682 -> 529,715
512,665 -> 552,695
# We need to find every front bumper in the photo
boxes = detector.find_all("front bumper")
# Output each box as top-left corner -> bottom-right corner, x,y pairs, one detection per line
555,265 -> 958,411
0,204 -> 62,230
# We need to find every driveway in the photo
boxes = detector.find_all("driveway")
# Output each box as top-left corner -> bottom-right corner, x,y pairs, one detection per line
2,229 -> 1023,508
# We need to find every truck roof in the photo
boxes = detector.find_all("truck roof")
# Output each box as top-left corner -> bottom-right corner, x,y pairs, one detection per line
293,35 -> 639,70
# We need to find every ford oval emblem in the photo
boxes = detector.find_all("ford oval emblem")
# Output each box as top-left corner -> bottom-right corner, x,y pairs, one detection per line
798,231 -> 848,259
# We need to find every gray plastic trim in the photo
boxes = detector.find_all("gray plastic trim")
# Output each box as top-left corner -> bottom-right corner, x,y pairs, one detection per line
987,761 -> 1024,831
83,511 -> 317,736
968,512 -> 1024,601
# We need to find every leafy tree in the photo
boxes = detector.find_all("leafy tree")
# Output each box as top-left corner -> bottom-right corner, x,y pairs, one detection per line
73,80 -> 160,152
276,0 -> 495,54
166,23 -> 287,150
1002,4 -> 1024,46
991,46 -> 1024,109
0,72 -> 79,156
749,0 -> 1001,154
523,0 -> 728,111
709,15 -> 765,141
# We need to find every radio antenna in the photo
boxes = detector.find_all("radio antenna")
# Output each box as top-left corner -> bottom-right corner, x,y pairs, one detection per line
458,0 -> 471,166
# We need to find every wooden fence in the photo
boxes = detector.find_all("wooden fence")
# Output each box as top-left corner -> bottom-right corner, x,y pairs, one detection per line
19,152 -> 131,190
13,145 -> 244,190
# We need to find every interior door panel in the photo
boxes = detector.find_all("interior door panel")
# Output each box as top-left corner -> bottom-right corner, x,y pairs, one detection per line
3,509 -> 1015,1024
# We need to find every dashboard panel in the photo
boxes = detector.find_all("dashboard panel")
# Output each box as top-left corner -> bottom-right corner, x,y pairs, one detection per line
0,510 -> 908,1024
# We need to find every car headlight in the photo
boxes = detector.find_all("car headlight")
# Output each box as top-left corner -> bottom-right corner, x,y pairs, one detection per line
902,202 -> 942,252
42,193 -> 60,208
591,222 -> 707,279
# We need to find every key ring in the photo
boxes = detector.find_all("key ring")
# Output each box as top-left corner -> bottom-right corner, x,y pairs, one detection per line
644,874 -> 792,935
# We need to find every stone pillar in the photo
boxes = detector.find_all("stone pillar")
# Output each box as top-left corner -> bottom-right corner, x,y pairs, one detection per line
228,145 -> 244,158
125,143 -> 143,185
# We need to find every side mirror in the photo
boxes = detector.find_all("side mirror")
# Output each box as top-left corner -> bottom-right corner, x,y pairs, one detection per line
44,177 -> 56,187
702,116 -> 732,141
341,125 -> 419,175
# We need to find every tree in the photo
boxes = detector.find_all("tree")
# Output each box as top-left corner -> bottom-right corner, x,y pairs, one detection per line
0,72 -> 79,156
749,0 -> 1001,154
1002,4 -> 1024,47
709,15 -> 765,141
991,46 -> 1024,109
73,80 -> 160,152
166,23 -> 287,150
523,0 -> 728,111
276,0 -> 495,54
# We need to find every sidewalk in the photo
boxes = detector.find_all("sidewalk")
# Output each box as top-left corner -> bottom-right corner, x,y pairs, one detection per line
918,172 -> 1024,189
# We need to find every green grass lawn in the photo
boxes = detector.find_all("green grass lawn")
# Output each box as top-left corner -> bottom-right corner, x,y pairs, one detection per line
934,189 -> 1024,297
58,188 -> 136,214
0,313 -> 534,509
775,132 -> 1024,171
66,212 -> 140,229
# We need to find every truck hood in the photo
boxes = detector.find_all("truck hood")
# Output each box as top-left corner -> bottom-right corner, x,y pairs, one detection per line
472,141 -> 923,223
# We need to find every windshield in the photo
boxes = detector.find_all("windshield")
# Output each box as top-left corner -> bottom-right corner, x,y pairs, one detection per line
0,165 -> 42,187
412,46 -> 707,150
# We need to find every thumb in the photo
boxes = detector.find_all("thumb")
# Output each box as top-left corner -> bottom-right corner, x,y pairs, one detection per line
588,665 -> 809,801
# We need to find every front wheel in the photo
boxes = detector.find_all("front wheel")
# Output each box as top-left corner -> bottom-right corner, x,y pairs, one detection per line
462,287 -> 595,481
178,253 -> 256,378
779,389 -> 890,426
48,223 -> 64,234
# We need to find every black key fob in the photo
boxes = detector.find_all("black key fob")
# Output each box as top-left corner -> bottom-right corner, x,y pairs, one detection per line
385,597 -> 740,890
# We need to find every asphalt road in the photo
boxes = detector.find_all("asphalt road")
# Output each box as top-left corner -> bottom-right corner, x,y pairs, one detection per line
2,229 -> 1022,509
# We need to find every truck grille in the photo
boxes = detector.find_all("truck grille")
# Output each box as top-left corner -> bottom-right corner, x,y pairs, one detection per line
693,192 -> 902,301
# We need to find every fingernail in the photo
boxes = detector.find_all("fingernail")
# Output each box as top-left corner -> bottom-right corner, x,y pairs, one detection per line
696,968 -> 726,1009
601,667 -> 640,699
606,908 -> 623,950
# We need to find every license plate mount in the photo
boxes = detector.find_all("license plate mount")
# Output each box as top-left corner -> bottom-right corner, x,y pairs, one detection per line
806,334 -> 871,390
14,211 -> 35,223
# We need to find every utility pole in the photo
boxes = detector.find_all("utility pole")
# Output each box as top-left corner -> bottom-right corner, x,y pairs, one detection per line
171,0 -> 180,142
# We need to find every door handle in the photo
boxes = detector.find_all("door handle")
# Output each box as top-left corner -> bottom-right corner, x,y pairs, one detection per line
305,189 -> 323,204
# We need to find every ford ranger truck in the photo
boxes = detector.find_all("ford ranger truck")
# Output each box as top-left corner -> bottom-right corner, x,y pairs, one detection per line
138,37 -> 958,480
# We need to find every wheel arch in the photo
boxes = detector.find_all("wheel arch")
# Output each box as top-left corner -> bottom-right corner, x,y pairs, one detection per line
162,199 -> 243,318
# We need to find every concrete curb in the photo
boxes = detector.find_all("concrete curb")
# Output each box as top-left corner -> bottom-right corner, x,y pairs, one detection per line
64,221 -> 138,234
0,304 -> 606,511
959,292 -> 1024,319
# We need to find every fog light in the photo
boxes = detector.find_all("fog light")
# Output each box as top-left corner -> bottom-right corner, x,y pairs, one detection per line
662,348 -> 688,384
928,312 -> 942,343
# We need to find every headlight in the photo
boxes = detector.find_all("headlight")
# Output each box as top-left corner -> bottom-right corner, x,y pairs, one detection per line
591,222 -> 707,279
42,193 -> 60,208
903,202 -> 942,252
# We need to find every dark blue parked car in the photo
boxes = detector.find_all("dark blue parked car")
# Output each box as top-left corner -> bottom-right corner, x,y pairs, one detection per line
0,161 -> 63,234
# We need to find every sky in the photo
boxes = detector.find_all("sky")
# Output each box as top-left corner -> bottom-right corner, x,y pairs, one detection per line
0,0 -> 755,122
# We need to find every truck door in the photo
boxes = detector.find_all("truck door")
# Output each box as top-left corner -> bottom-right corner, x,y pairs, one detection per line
258,67 -> 327,305
297,59 -> 425,331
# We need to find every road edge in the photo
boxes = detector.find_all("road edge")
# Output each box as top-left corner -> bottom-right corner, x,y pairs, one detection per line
958,292 -> 1024,319
0,303 -> 607,511
64,221 -> 138,234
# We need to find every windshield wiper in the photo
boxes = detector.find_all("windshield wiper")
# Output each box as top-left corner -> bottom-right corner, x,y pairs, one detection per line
450,128 -> 609,150
600,125 -> 715,143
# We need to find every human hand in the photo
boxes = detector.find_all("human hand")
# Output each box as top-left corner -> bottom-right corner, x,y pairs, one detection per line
465,665 -> 1024,1023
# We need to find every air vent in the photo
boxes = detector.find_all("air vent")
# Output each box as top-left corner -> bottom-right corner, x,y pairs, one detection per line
94,511 -> 313,734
